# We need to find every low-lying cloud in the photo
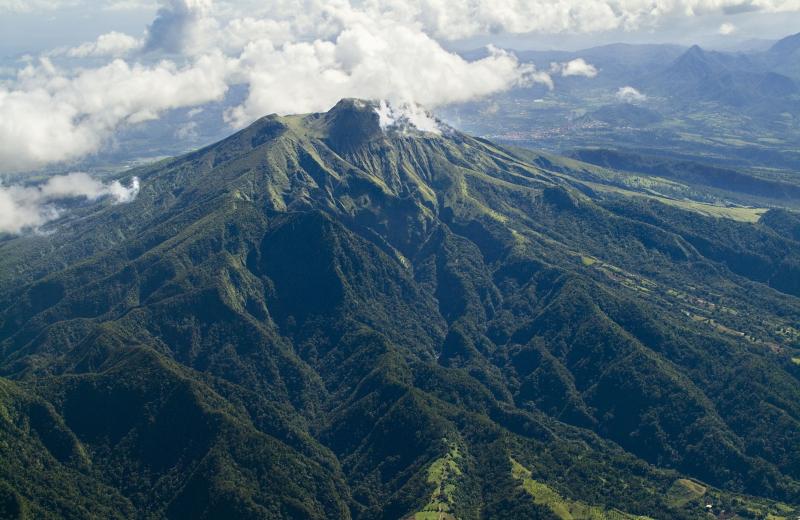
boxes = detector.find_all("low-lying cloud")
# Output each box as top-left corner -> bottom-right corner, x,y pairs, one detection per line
552,59 -> 599,78
3,0 -> 799,233
616,86 -> 648,103
0,173 -> 140,234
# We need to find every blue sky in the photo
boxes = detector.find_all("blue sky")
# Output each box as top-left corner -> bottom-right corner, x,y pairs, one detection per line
0,4 -> 154,58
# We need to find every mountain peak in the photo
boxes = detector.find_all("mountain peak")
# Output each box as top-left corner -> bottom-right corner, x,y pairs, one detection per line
319,98 -> 445,153
324,98 -> 381,126
686,44 -> 704,55
679,45 -> 708,63
667,44 -> 715,79
322,98 -> 383,152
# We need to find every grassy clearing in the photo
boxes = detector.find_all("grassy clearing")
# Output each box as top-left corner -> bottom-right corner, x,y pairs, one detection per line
665,479 -> 706,508
410,441 -> 462,520
580,181 -> 767,222
510,458 -> 653,520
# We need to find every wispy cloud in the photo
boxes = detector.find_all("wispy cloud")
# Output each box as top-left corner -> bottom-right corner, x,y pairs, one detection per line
61,31 -> 143,58
0,173 -> 140,234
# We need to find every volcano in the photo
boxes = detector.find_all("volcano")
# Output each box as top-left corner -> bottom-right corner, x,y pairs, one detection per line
1,99 -> 799,520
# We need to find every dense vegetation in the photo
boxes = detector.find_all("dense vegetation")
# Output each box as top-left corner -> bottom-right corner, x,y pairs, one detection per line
1,99 -> 799,519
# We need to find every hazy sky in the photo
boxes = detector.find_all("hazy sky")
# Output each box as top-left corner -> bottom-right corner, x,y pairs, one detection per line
1,5 -> 153,58
2,1 -> 799,59
453,10 -> 800,51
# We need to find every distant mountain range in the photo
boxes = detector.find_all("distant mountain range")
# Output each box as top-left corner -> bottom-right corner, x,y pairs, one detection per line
441,32 -> 800,177
1,99 -> 800,519
508,32 -> 800,107
644,43 -> 799,107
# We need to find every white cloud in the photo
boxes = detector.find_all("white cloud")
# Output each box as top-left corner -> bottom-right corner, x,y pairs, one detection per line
345,0 -> 800,40
64,31 -> 143,58
221,16 -> 294,52
552,58 -> 599,78
144,0 -> 215,54
616,85 -> 647,102
224,25 -> 538,127
6,0 -> 800,22
0,54 -> 231,173
718,22 -> 738,34
0,173 -> 140,234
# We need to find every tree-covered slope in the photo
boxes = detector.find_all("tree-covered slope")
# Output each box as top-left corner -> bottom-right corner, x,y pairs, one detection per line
1,99 -> 799,519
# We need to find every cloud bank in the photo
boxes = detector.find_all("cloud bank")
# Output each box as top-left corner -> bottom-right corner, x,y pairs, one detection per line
327,0 -> 800,40
0,173 -> 140,234
225,35 -> 539,127
0,54 -> 230,172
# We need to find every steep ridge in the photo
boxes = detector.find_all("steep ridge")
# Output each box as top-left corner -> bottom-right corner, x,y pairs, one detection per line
1,99 -> 800,519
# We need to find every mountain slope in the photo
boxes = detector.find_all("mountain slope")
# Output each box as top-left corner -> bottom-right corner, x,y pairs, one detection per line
767,32 -> 800,79
1,99 -> 800,519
